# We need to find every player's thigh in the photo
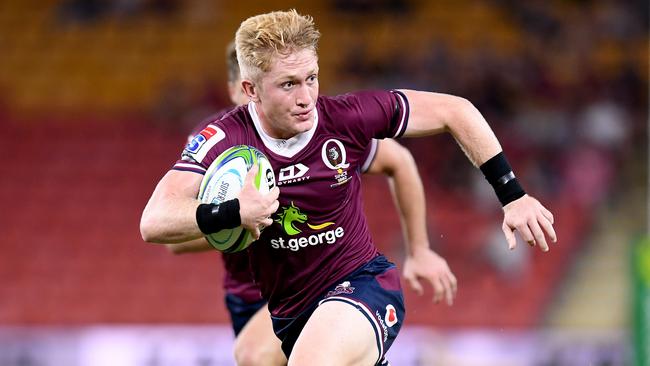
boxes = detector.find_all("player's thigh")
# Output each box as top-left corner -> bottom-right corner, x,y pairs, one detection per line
288,300 -> 378,366
235,307 -> 286,366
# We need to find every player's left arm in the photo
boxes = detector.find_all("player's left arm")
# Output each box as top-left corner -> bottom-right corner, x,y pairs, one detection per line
399,90 -> 557,252
366,139 -> 457,305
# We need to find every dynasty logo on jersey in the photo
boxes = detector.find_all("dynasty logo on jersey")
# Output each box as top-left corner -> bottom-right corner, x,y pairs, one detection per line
270,202 -> 345,251
278,163 -> 310,186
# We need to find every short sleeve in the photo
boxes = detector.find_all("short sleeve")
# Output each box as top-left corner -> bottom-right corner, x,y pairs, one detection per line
322,90 -> 409,148
359,139 -> 379,173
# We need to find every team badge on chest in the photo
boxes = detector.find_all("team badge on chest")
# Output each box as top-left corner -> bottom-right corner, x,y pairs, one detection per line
321,139 -> 352,187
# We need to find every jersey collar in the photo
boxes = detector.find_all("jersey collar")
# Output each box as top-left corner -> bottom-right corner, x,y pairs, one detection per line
248,102 -> 319,158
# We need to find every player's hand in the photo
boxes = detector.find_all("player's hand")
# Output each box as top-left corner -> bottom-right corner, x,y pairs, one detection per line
239,165 -> 280,240
502,194 -> 557,252
402,246 -> 457,305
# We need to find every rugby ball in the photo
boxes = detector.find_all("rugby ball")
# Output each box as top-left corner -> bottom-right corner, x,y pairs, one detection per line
198,145 -> 275,253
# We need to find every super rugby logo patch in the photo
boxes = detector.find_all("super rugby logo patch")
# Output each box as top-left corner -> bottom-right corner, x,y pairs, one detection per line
185,124 -> 226,163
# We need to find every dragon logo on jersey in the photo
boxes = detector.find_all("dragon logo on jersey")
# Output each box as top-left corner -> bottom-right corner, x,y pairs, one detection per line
270,202 -> 345,251
275,202 -> 308,235
275,202 -> 334,235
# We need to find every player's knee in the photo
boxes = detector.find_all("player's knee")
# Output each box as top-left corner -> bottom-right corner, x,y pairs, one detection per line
234,338 -> 285,366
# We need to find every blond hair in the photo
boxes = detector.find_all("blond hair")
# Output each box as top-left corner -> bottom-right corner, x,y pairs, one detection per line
235,10 -> 320,81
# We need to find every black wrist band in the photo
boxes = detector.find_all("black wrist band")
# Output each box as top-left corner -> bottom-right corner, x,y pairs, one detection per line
196,199 -> 241,234
479,152 -> 526,206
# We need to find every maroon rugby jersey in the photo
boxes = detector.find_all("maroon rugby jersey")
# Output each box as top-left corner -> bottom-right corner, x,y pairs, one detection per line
188,114 -> 380,303
174,90 -> 409,317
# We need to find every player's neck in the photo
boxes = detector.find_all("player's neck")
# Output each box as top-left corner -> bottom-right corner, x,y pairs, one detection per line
254,104 -> 293,140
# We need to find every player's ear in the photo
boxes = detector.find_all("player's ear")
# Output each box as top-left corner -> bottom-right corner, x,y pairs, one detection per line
241,79 -> 260,102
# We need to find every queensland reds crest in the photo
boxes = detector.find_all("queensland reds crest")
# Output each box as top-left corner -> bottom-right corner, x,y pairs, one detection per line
326,281 -> 355,297
327,146 -> 342,166
321,139 -> 350,170
321,139 -> 351,187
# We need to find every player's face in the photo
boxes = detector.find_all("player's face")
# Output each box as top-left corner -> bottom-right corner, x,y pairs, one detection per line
251,49 -> 319,139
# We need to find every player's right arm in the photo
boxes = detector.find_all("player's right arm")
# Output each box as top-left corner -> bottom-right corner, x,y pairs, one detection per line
140,167 -> 278,244
166,238 -> 213,254
140,170 -> 207,244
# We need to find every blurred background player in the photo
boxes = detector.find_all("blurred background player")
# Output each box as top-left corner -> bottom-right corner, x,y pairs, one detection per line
167,41 -> 457,366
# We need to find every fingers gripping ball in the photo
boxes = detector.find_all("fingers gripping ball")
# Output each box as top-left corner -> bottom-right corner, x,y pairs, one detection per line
198,145 -> 275,253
